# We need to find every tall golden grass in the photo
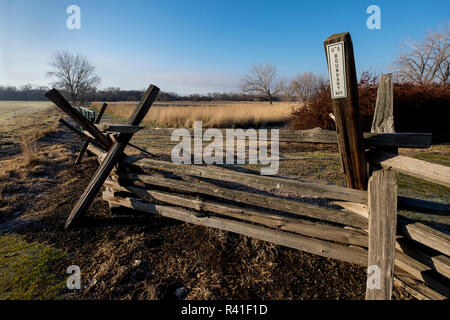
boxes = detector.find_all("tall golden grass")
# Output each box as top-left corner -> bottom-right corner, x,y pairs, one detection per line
90,101 -> 300,128
20,134 -> 38,166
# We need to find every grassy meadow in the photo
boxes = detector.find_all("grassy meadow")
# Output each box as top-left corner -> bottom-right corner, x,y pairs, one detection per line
90,101 -> 299,128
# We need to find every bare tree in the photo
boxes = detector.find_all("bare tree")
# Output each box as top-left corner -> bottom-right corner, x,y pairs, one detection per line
395,24 -> 449,85
241,63 -> 282,104
47,51 -> 101,105
288,72 -> 325,103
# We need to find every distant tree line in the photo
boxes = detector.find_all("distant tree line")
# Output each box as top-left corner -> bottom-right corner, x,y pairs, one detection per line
92,88 -> 258,102
0,85 -> 259,103
0,85 -> 50,101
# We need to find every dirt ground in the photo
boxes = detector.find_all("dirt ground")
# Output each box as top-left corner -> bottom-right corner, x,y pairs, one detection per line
1,104 -> 439,300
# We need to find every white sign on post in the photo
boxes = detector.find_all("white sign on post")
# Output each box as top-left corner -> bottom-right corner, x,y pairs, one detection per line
326,41 -> 347,99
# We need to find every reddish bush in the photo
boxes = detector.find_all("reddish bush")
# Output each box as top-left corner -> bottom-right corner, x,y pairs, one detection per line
290,72 -> 450,142
393,83 -> 450,141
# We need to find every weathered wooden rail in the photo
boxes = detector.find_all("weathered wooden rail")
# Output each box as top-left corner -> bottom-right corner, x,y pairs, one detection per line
135,127 -> 433,149
86,141 -> 450,300
45,32 -> 449,300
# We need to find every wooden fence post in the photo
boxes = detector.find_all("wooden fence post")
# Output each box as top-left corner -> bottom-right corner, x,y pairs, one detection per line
324,32 -> 368,190
371,74 -> 394,134
366,73 -> 398,300
369,73 -> 397,174
366,168 -> 397,299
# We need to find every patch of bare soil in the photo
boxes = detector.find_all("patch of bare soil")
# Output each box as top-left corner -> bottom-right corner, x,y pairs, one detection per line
1,117 -> 411,300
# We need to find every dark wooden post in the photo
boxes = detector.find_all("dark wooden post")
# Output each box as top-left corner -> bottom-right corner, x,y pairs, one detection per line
75,103 -> 108,164
64,85 -> 160,229
324,32 -> 368,190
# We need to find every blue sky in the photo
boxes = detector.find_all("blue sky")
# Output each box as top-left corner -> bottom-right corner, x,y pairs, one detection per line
0,0 -> 448,94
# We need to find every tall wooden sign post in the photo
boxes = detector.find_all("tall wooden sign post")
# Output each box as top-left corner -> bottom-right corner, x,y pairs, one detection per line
324,32 -> 368,190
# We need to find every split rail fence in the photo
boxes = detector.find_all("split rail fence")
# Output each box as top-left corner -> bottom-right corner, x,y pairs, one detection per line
46,32 -> 450,300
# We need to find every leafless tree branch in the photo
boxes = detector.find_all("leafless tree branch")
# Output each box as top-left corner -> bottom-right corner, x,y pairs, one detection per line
395,23 -> 449,85
286,72 -> 325,103
240,63 -> 282,104
46,51 -> 100,105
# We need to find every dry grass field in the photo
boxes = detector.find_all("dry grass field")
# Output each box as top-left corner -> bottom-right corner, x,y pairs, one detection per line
0,103 -> 69,299
90,101 -> 298,128
0,101 -> 448,300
